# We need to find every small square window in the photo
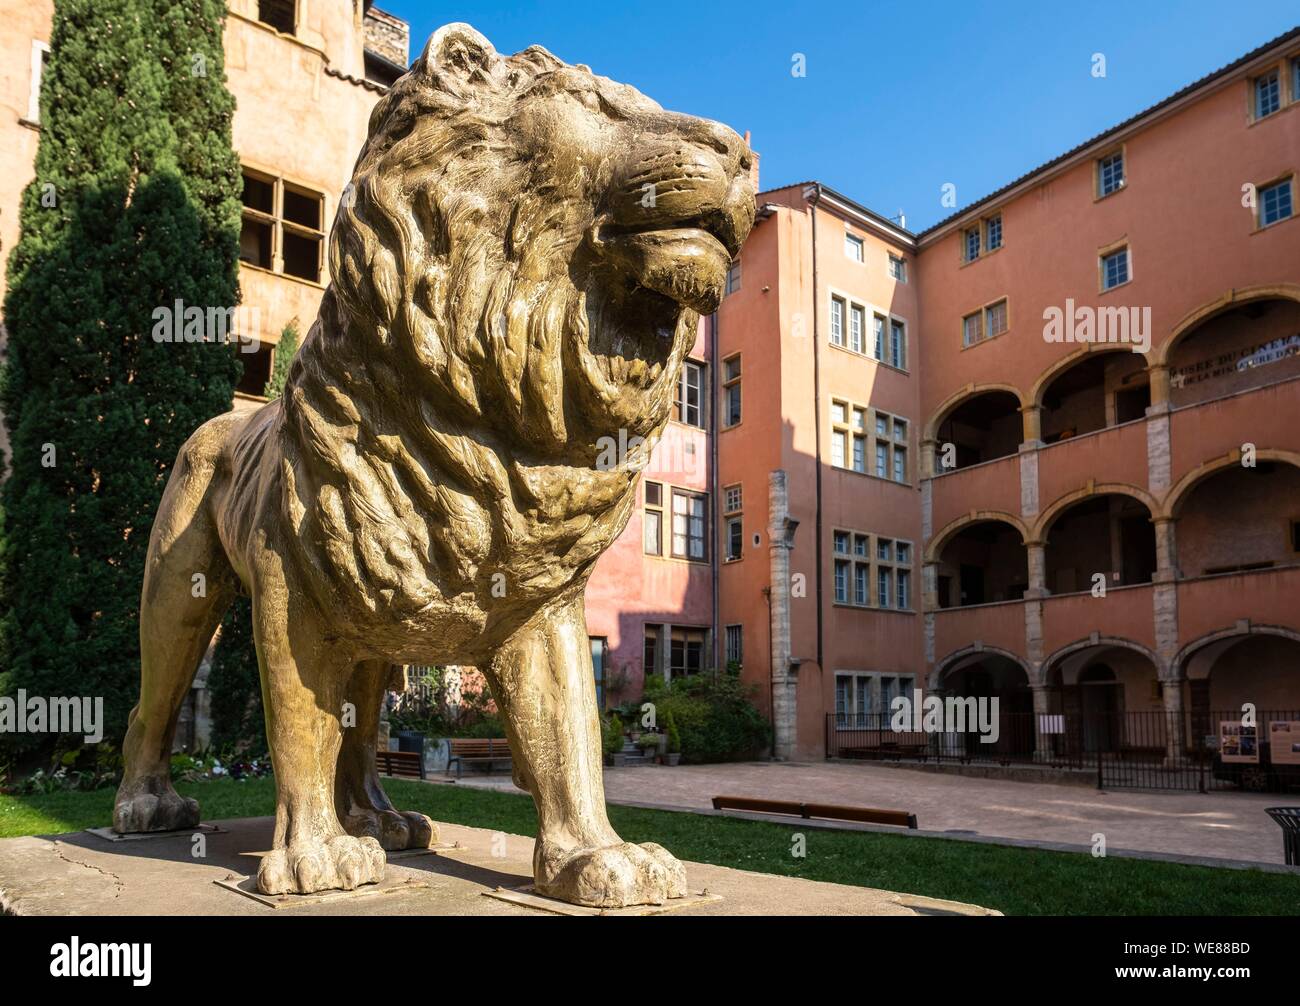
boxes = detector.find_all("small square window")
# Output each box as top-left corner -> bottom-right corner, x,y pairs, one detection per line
877,538 -> 892,561
964,227 -> 980,262
962,311 -> 984,346
875,413 -> 889,437
1256,70 -> 1281,118
645,482 -> 662,507
831,400 -> 846,424
1098,151 -> 1125,196
834,530 -> 851,554
1101,247 -> 1129,290
893,418 -> 908,442
1260,179 -> 1293,227
845,234 -> 864,262
888,254 -> 907,282
895,542 -> 910,564
852,407 -> 865,431
853,534 -> 868,556
724,484 -> 742,513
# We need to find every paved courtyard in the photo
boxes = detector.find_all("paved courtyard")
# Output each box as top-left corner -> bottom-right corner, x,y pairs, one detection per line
453,760 -> 1293,865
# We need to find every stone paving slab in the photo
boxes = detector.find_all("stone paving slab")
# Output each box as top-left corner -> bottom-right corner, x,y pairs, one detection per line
451,759 -> 1294,865
0,815 -> 999,917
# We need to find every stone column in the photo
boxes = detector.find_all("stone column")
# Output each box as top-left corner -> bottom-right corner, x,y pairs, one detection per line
1025,541 -> 1048,599
662,622 -> 674,685
1153,517 -> 1177,582
768,470 -> 798,761
921,438 -> 938,477
1160,671 -> 1184,765
1148,364 -> 1171,408
1021,403 -> 1043,446
1031,684 -> 1054,761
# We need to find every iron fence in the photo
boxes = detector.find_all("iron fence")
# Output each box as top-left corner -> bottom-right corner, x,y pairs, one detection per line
826,708 -> 1300,793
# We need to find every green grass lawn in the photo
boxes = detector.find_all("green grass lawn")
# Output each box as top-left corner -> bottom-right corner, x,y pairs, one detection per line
3,776 -> 1296,916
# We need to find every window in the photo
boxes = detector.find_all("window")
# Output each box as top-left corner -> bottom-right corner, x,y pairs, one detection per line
875,442 -> 888,478
1256,69 -> 1281,118
962,310 -> 984,346
724,483 -> 742,513
725,625 -> 743,669
895,541 -> 910,564
725,516 -> 743,561
834,530 -> 851,553
873,314 -> 886,360
849,305 -> 864,354
235,339 -> 273,397
644,626 -> 660,677
893,418 -> 908,443
831,429 -> 846,468
670,627 -> 707,677
964,226 -> 981,262
985,214 -> 1003,251
888,254 -> 907,282
833,559 -> 850,603
1101,247 -> 1130,290
26,40 -> 49,124
877,538 -> 892,561
726,258 -> 742,295
1259,178 -> 1294,227
852,407 -> 866,432
985,299 -> 1008,338
830,297 -> 845,346
675,360 -> 704,427
897,570 -> 911,610
590,637 -> 607,709
643,481 -> 663,555
889,319 -> 906,369
845,233 -> 865,262
892,445 -> 907,483
671,490 -> 707,561
853,533 -> 868,556
835,673 -> 873,727
877,566 -> 892,608
239,169 -> 324,282
854,563 -> 869,606
852,433 -> 866,473
723,354 -> 742,426
1098,151 -> 1125,196
258,0 -> 297,35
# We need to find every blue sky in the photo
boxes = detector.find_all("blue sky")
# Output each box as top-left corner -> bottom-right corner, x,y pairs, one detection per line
380,1 -> 1298,231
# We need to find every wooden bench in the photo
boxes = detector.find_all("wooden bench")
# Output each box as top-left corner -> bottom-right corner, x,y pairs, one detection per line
711,794 -> 917,829
447,738 -> 512,779
376,749 -> 425,780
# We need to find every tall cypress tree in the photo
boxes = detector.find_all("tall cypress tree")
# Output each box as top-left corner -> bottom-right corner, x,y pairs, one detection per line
0,0 -> 242,753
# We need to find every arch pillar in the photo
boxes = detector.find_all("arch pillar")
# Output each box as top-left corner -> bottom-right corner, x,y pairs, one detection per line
1030,683 -> 1055,761
1152,517 -> 1178,583
1021,403 -> 1043,446
1025,540 -> 1048,599
1148,363 -> 1172,410
921,438 -> 939,477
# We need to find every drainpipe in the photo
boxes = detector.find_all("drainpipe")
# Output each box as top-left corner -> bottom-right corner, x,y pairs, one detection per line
808,184 -> 825,672
709,310 -> 721,676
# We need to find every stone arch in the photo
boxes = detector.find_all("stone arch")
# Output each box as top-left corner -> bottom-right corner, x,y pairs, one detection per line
1151,283 -> 1300,368
1032,482 -> 1160,540
1172,624 -> 1300,681
1028,342 -> 1147,409
1161,449 -> 1300,520
925,510 -> 1029,564
1043,635 -> 1165,682
923,382 -> 1027,442
928,644 -> 1033,691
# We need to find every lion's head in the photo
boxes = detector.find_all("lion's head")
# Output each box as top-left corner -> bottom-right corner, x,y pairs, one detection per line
322,23 -> 755,456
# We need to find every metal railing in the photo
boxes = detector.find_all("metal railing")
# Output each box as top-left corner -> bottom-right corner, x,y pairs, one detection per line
826,709 -> 1300,793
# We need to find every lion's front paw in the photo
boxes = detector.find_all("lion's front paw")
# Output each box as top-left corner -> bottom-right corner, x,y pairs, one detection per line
256,835 -> 386,895
113,786 -> 200,834
535,840 -> 687,908
343,809 -> 438,851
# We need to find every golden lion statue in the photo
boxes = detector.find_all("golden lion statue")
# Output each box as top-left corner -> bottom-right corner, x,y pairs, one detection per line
112,23 -> 753,907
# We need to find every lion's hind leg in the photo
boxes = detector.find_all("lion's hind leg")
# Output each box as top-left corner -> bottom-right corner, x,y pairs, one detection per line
114,423 -> 238,833
335,661 -> 438,851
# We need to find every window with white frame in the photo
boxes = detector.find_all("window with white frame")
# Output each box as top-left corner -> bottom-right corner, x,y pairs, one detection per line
1259,178 -> 1294,228
985,298 -> 1008,338
1101,247 -> 1130,290
985,214 -> 1003,251
964,226 -> 981,262
873,314 -> 886,360
889,318 -> 906,369
962,309 -> 984,347
643,481 -> 663,556
850,304 -> 864,354
835,673 -> 873,727
27,40 -> 50,124
845,233 -> 864,262
830,297 -> 844,346
675,360 -> 704,427
724,483 -> 742,514
1256,69 -> 1281,118
671,489 -> 708,561
1098,151 -> 1125,196
725,515 -> 743,561
888,254 -> 907,282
